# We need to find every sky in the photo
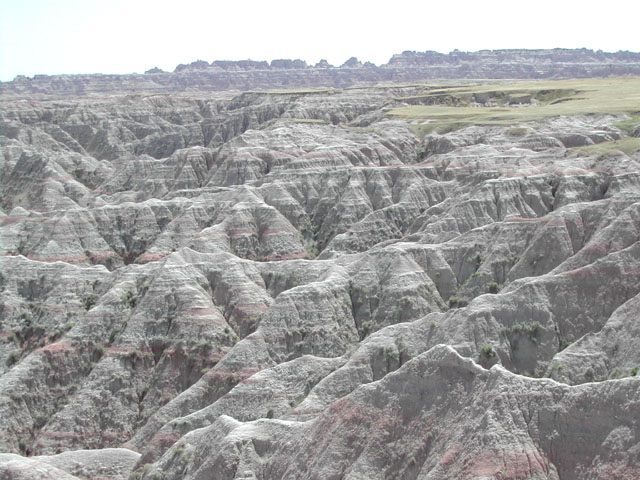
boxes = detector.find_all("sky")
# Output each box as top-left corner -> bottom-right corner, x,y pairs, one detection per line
1,0 -> 639,81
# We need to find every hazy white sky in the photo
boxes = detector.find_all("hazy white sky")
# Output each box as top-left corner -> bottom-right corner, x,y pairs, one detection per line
1,0 -> 639,81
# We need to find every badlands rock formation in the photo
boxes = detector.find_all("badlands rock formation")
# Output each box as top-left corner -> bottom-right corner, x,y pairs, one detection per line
4,48 -> 640,98
1,57 -> 640,479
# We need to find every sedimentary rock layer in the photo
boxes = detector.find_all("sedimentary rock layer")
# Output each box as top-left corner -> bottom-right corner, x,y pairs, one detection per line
4,48 -> 640,98
1,76 -> 640,479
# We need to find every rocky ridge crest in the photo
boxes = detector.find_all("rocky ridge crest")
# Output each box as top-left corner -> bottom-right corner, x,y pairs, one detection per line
4,48 -> 640,98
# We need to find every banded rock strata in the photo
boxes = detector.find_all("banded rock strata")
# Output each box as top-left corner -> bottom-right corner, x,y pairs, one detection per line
1,76 -> 640,479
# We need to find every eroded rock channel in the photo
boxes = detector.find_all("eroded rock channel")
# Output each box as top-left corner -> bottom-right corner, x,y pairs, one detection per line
2,66 -> 640,479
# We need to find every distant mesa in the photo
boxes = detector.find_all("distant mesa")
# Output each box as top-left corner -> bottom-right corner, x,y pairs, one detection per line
173,58 -> 310,73
4,48 -> 640,96
270,59 -> 309,69
174,59 -> 211,72
164,48 -> 640,74
210,60 -> 270,71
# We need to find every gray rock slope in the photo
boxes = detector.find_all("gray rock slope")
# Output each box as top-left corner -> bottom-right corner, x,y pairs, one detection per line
1,79 -> 640,479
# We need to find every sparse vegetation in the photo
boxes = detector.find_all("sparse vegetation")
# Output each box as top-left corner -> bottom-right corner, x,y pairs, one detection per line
261,88 -> 332,95
632,367 -> 638,377
360,320 -> 371,337
339,124 -> 375,133
505,126 -> 532,136
559,337 -> 572,350
6,350 -> 20,366
121,290 -> 138,309
480,344 -> 496,358
570,137 -> 640,157
126,349 -> 141,361
503,322 -> 542,345
129,464 -> 154,480
18,439 -> 28,455
191,339 -> 213,353
288,118 -> 326,124
487,282 -> 499,294
478,343 -> 498,367
389,78 -> 640,137
109,317 -> 129,344
62,321 -> 75,332
610,368 -> 624,379
109,329 -> 119,344
138,383 -> 149,402
384,345 -> 399,363
81,293 -> 99,311
221,326 -> 237,345
615,114 -> 640,135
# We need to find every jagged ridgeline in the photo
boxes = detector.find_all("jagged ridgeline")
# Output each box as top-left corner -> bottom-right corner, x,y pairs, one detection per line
1,60 -> 640,479
4,48 -> 640,97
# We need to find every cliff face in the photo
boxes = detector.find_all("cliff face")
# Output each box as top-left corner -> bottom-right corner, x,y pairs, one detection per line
4,48 -> 640,98
1,69 -> 640,479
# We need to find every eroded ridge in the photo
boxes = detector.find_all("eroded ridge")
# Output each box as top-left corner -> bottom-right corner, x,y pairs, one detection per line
1,76 -> 640,479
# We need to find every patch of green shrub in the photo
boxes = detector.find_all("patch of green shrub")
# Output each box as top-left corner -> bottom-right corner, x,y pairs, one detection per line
383,345 -> 399,363
559,337 -> 571,350
504,322 -> 541,344
121,290 -> 138,309
360,320 -> 371,337
480,344 -> 496,358
81,293 -> 99,311
6,350 -> 20,366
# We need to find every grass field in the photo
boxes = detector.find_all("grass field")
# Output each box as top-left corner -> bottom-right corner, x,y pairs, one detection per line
386,77 -> 640,136
570,137 -> 640,156
260,88 -> 333,95
286,118 -> 327,124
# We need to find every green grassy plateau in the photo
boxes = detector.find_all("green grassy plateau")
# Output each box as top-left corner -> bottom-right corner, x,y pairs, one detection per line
570,137 -> 640,156
387,77 -> 640,137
